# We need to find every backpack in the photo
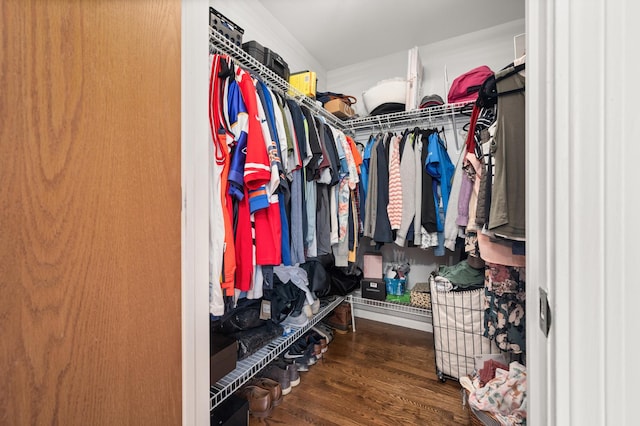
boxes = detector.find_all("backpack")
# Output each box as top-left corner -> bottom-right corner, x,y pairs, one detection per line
267,277 -> 307,324
300,253 -> 334,298
447,65 -> 494,104
212,298 -> 266,334
327,265 -> 363,296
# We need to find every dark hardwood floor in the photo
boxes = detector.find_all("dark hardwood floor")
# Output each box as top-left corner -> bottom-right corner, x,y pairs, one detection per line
250,318 -> 470,425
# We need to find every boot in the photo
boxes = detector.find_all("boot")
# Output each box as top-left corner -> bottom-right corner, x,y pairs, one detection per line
237,385 -> 273,419
323,302 -> 352,334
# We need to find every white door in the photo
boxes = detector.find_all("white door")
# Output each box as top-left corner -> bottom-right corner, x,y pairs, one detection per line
527,0 -> 640,424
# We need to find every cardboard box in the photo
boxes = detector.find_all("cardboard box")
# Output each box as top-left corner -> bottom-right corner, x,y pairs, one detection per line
210,333 -> 238,384
289,71 -> 317,98
324,98 -> 355,119
210,394 -> 249,426
361,279 -> 386,301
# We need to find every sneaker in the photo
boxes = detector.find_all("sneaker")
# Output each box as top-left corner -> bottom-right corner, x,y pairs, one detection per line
312,323 -> 334,344
273,359 -> 300,387
296,349 -> 317,368
302,302 -> 313,319
294,361 -> 310,372
306,331 -> 328,354
281,311 -> 309,328
284,340 -> 317,366
283,339 -> 310,360
310,297 -> 320,315
301,334 -> 323,359
259,364 -> 291,396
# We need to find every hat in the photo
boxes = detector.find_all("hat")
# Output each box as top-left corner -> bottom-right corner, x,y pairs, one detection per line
419,94 -> 445,109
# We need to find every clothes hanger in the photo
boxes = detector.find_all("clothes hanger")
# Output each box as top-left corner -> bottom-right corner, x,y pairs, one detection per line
438,126 -> 448,150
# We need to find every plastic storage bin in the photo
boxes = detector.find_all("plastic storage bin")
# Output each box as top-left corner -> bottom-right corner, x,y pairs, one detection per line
241,40 -> 290,82
384,277 -> 406,296
210,7 -> 244,48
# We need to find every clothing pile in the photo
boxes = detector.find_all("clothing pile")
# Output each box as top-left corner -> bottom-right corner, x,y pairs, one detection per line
430,259 -> 485,292
460,361 -> 527,425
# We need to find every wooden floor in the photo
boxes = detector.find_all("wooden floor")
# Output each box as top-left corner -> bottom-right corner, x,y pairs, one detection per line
250,318 -> 470,426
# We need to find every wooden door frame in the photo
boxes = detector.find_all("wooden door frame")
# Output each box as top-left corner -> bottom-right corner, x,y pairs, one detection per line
184,0 -> 640,424
180,1 -> 552,424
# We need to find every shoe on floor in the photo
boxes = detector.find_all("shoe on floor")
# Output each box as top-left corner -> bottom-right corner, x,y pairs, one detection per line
323,302 -> 352,333
259,364 -> 292,395
284,339 -> 317,366
305,331 -> 328,353
237,385 -> 272,419
312,323 -> 334,344
293,359 -> 310,372
302,334 -> 323,359
279,354 -> 312,373
247,377 -> 283,407
273,358 -> 301,387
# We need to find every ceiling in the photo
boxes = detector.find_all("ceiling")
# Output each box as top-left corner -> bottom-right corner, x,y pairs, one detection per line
257,0 -> 525,71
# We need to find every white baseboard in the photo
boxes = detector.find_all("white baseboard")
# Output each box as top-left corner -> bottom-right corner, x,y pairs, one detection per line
353,306 -> 433,333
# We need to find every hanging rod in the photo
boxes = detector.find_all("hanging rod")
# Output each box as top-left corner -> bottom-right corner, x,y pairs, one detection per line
345,101 -> 472,133
209,27 -> 346,130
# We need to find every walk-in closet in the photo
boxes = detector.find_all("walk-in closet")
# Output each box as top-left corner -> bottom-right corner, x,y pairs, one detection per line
3,1 -> 638,425
207,1 -> 526,424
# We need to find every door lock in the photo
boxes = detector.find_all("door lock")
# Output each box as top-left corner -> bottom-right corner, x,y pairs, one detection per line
539,288 -> 551,337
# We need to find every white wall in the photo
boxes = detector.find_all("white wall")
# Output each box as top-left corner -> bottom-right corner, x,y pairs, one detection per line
211,0 -> 327,88
358,237 -> 459,292
327,19 -> 525,117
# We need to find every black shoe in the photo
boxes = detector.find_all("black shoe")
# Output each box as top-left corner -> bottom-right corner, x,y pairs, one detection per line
304,330 -> 328,358
284,339 -> 317,366
312,323 -> 335,344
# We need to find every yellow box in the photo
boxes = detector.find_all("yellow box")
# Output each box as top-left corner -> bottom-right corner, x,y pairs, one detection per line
289,71 -> 316,98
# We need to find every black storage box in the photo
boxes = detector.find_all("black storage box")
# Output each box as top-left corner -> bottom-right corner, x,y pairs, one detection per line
241,40 -> 290,82
210,394 -> 249,426
210,7 -> 244,48
210,333 -> 238,384
264,47 -> 290,81
242,40 -> 266,64
361,279 -> 386,301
